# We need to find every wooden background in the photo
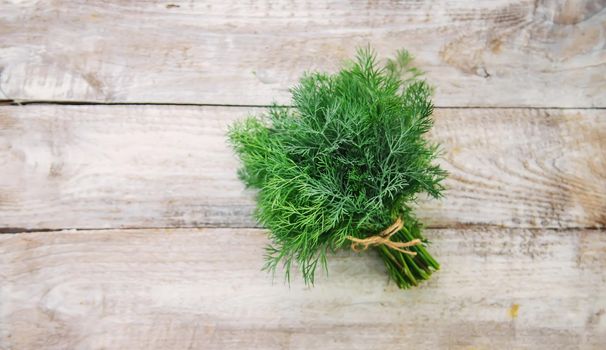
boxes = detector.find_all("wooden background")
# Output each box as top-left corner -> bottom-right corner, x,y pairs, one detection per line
1,0 -> 605,349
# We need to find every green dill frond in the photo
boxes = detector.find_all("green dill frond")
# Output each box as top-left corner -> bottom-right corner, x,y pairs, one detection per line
228,47 -> 447,288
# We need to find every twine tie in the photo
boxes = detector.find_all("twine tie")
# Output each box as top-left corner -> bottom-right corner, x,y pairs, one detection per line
346,217 -> 420,256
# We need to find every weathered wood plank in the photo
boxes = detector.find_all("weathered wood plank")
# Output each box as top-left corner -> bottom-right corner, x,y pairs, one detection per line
1,105 -> 604,230
0,227 -> 604,349
0,0 -> 604,107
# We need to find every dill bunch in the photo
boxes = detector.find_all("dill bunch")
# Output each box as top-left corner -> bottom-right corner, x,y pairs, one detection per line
228,48 -> 446,289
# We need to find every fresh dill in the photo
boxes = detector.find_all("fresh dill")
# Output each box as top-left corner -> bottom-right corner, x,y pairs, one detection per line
228,47 -> 446,288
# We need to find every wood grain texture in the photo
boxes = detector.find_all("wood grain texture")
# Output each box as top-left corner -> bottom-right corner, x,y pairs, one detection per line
1,0 -> 604,107
0,227 -> 604,349
1,105 -> 604,231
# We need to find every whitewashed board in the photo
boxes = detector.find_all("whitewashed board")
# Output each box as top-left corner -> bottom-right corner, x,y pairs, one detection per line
0,0 -> 604,107
1,105 -> 604,231
1,227 -> 604,349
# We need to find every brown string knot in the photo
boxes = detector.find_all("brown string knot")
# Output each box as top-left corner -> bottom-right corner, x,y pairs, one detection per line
346,217 -> 421,256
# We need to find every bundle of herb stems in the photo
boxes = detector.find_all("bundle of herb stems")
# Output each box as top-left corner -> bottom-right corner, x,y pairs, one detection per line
229,48 -> 446,289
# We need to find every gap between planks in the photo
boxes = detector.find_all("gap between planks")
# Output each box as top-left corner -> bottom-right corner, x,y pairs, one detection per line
2,100 -> 606,110
1,225 -> 605,235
